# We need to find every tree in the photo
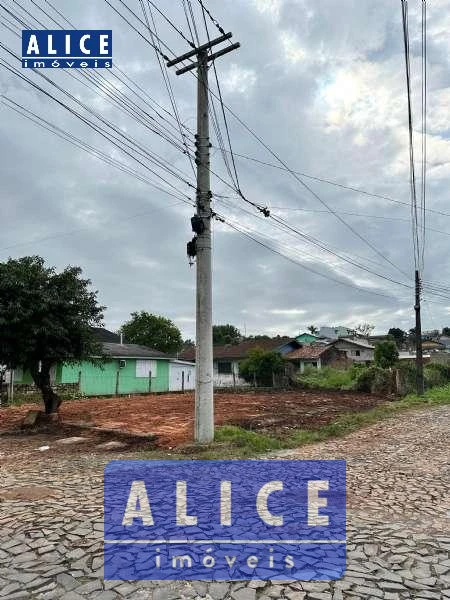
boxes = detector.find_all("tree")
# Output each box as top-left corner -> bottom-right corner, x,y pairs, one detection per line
0,256 -> 104,414
239,348 -> 285,387
442,327 -> 450,336
213,324 -> 241,345
354,323 -> 375,338
307,325 -> 319,335
388,327 -> 407,348
121,311 -> 183,355
374,341 -> 399,369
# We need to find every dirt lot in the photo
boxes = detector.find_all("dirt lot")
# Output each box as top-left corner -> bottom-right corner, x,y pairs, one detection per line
0,389 -> 385,448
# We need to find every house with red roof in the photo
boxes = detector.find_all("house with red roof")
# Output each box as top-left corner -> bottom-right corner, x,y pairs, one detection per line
284,344 -> 350,374
180,337 -> 294,387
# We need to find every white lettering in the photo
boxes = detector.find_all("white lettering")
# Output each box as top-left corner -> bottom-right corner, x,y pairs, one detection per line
47,34 -> 56,55
172,555 -> 192,568
307,480 -> 329,526
26,35 -> 39,55
122,480 -> 154,525
220,481 -> 231,526
225,555 -> 236,568
285,555 -> 294,568
79,34 -> 91,54
65,34 -> 71,54
247,555 -> 258,568
99,34 -> 109,54
176,481 -> 197,526
256,481 -> 283,526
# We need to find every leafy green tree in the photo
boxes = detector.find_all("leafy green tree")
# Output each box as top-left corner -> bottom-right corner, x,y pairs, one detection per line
0,256 -> 104,413
239,348 -> 285,387
442,327 -> 450,336
213,324 -> 241,345
121,311 -> 183,355
374,341 -> 399,369
388,327 -> 407,347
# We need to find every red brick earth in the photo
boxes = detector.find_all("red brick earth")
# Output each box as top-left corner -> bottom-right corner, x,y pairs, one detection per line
0,390 -> 385,448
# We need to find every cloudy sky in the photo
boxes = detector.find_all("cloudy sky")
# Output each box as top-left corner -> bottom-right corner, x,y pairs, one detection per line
1,0 -> 450,339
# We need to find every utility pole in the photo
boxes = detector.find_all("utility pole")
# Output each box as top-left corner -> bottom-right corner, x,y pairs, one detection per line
415,270 -> 424,395
167,34 -> 240,443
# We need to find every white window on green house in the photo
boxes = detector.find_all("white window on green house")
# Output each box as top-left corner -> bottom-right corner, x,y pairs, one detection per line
136,359 -> 157,378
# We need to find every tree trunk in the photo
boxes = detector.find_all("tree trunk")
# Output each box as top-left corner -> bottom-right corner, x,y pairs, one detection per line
30,362 -> 61,414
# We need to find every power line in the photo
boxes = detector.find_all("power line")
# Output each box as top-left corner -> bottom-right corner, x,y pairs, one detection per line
421,0 -> 427,271
401,0 -> 421,271
146,0 -> 195,48
211,148 -> 450,219
140,0 -> 196,175
104,0 -> 412,280
2,5 -> 192,154
0,55 -> 196,197
214,196 -> 412,290
2,91 -> 405,302
216,216 -> 408,301
196,0 -> 227,37
269,206 -> 450,238
1,96 -> 193,204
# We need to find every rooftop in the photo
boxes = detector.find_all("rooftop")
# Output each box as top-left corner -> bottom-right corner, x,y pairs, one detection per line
180,337 -> 293,361
334,337 -> 375,350
284,345 -> 332,360
102,342 -> 171,359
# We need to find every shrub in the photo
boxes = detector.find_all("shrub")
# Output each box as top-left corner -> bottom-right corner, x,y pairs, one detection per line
354,366 -> 383,393
374,341 -> 399,369
372,369 -> 395,395
297,366 -> 354,390
424,362 -> 450,388
239,348 -> 284,387
395,361 -> 417,394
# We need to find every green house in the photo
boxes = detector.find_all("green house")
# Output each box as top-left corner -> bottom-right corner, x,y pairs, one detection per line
13,343 -> 175,396
295,332 -> 319,345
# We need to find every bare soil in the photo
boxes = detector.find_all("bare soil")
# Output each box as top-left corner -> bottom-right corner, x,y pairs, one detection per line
0,390 -> 386,449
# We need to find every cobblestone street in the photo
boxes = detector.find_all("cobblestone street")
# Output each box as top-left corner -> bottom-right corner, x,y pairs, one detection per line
0,405 -> 449,600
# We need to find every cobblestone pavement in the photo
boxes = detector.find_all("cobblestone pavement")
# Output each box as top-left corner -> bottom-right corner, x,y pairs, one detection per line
0,405 -> 449,600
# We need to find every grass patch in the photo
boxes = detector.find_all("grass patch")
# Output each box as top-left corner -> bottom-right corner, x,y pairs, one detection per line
139,384 -> 450,460
298,366 -> 355,390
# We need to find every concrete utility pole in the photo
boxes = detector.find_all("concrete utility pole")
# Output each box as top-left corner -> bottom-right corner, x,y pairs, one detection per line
415,269 -> 424,395
167,34 -> 240,443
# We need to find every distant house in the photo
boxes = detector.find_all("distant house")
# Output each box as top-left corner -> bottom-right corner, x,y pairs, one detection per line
180,337 -> 293,387
12,328 -> 196,395
331,338 -> 375,364
295,332 -> 320,345
422,340 -> 445,352
284,345 -> 349,374
318,326 -> 355,340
